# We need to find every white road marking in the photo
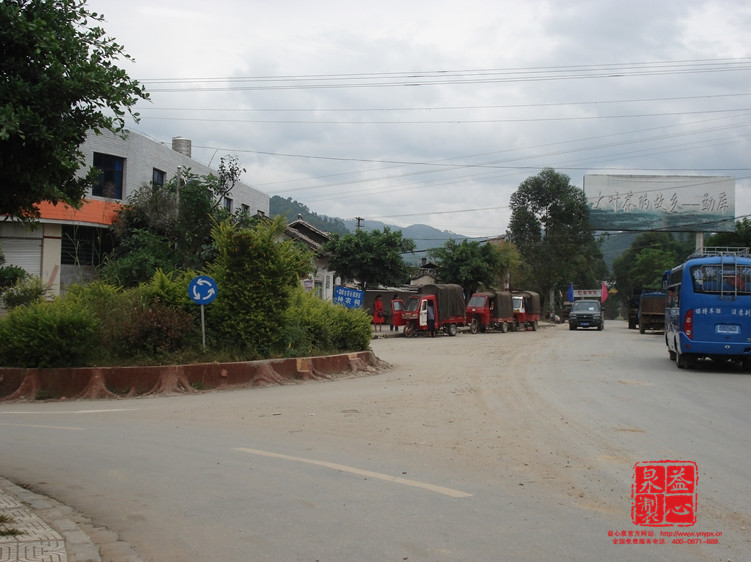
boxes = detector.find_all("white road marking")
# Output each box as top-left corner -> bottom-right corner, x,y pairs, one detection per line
0,422 -> 84,431
234,447 -> 473,498
0,409 -> 138,415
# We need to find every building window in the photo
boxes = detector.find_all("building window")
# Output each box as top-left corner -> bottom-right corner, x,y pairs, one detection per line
92,153 -> 124,199
61,225 -> 113,266
224,197 -> 233,213
152,168 -> 165,189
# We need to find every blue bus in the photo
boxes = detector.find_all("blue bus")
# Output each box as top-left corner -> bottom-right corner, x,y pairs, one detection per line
665,247 -> 751,370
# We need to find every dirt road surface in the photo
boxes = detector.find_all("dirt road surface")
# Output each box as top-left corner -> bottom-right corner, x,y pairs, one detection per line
1,322 -> 749,561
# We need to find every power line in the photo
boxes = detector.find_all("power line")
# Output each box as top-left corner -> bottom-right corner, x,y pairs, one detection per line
140,107 -> 751,125
132,91 -> 751,114
138,58 -> 751,92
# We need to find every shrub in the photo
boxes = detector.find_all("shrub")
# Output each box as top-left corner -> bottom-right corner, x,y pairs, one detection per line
0,299 -> 98,367
207,218 -> 313,357
62,281 -> 127,362
282,288 -> 372,356
1,276 -> 50,309
131,268 -> 196,312
0,264 -> 27,290
328,299 -> 373,352
117,298 -> 198,359
61,279 -> 200,364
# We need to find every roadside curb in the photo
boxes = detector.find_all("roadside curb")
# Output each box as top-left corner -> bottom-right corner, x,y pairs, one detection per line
0,477 -> 146,562
0,476 -> 99,562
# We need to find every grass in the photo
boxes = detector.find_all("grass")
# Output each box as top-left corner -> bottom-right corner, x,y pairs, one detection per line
0,514 -> 23,537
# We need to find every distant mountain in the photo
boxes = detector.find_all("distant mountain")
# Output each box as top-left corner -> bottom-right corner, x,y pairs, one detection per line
342,219 -> 467,260
270,196 -> 468,264
270,196 -> 350,236
598,232 -> 639,271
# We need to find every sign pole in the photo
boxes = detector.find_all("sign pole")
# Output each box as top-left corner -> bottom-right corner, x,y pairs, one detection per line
188,275 -> 218,351
201,304 -> 206,349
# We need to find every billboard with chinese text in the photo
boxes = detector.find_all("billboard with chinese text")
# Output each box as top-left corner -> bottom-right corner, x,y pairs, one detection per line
584,175 -> 735,232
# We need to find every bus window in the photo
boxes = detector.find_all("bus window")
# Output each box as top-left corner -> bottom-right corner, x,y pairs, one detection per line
667,285 -> 679,307
692,264 -> 751,294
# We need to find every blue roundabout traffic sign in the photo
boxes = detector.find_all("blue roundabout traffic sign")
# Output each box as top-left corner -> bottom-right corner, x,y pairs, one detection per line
188,275 -> 218,305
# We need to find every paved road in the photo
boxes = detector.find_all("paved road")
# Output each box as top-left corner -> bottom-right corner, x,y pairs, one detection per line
1,323 -> 749,561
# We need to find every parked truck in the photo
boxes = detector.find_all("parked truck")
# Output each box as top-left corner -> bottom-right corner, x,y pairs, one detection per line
638,291 -> 667,334
627,289 -> 641,329
402,284 -> 466,337
512,290 -> 541,331
466,291 -> 515,333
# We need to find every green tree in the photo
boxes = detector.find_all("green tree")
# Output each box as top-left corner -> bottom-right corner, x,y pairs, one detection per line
507,168 -> 605,310
705,218 -> 751,248
631,248 -> 676,288
611,231 -> 691,308
0,0 -> 149,219
99,158 -> 252,287
323,227 -> 416,290
428,238 -> 520,299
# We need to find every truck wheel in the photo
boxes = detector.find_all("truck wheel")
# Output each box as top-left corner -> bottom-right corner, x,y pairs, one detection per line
448,323 -> 458,336
470,318 -> 479,334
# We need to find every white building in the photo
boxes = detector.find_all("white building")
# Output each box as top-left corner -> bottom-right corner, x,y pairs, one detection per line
0,130 -> 269,294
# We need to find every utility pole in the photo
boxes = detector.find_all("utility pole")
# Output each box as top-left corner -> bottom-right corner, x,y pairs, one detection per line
355,217 -> 364,231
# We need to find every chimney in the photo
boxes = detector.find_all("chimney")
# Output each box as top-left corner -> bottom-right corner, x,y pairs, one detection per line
172,137 -> 192,158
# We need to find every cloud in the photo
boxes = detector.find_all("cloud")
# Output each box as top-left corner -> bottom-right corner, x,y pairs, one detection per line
90,0 -> 751,238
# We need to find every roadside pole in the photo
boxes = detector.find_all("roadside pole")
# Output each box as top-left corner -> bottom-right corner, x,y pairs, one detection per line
188,275 -> 218,349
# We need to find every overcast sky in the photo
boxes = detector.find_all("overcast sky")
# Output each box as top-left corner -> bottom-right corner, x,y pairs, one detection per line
88,0 -> 751,239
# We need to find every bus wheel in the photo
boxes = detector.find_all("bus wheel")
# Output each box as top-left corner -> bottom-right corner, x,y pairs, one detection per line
470,318 -> 479,334
448,323 -> 458,336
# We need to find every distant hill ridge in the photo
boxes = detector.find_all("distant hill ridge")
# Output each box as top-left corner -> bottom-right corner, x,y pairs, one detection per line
270,196 -> 468,259
269,196 -> 633,270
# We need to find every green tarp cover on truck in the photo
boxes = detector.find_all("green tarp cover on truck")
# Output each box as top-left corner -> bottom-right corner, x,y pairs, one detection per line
475,291 -> 514,318
513,290 -> 541,314
419,284 -> 466,321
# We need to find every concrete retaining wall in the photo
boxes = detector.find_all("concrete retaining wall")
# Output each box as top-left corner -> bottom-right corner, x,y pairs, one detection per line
0,351 -> 389,402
